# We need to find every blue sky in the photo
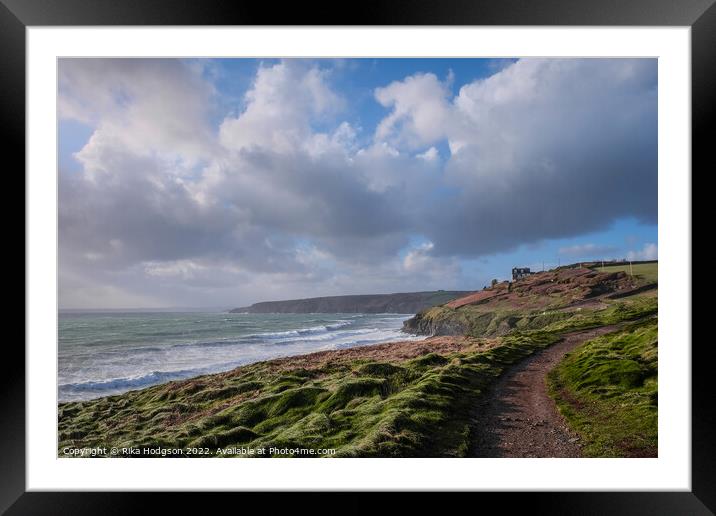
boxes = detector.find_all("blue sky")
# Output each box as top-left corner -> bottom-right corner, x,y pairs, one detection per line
58,58 -> 657,308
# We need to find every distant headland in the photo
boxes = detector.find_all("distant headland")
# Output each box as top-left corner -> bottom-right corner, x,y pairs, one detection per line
230,291 -> 471,314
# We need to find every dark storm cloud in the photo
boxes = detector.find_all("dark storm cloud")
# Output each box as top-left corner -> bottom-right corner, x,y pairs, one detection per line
410,58 -> 657,257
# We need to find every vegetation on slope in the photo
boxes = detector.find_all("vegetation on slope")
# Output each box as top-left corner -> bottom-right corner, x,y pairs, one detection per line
404,288 -> 657,339
404,304 -> 575,337
58,335 -> 550,457
58,295 -> 657,458
590,262 -> 658,284
547,317 -> 658,457
403,267 -> 647,337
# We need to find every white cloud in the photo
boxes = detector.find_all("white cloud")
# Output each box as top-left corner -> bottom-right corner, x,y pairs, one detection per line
143,259 -> 207,279
374,73 -> 451,148
402,242 -> 435,271
60,59 -> 218,164
402,242 -> 461,286
219,61 -> 343,154
416,147 -> 439,161
627,243 -> 658,261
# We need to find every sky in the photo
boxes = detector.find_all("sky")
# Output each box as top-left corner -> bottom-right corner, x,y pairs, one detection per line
58,58 -> 658,309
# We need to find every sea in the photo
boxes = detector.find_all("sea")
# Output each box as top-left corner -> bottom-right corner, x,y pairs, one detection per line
58,311 -> 424,402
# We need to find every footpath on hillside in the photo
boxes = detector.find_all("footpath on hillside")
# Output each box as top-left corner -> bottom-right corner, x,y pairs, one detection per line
469,325 -> 619,458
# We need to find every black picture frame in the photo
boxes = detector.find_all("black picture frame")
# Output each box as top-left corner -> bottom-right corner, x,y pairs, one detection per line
5,0 -> 708,512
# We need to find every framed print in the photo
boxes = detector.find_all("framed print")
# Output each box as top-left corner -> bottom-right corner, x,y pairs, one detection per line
5,0 -> 710,512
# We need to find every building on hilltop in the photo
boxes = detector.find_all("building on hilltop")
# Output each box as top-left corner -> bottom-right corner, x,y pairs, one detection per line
512,267 -> 533,281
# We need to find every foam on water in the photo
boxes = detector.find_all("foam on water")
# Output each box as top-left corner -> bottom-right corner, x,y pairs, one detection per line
58,312 -> 424,402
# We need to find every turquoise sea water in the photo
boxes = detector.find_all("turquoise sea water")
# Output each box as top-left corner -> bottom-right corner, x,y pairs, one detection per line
58,311 -> 423,402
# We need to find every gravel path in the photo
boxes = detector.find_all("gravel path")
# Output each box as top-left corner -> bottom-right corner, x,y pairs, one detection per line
469,326 -> 618,458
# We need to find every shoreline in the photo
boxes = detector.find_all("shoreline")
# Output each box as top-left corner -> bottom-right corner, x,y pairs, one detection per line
58,330 -> 510,457
58,333 -> 480,406
58,312 -> 424,404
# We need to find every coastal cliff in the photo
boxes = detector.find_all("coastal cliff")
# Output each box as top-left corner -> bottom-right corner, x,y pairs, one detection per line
231,291 -> 470,314
403,267 -> 654,338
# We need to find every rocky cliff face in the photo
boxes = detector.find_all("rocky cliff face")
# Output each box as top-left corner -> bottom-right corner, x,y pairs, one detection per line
402,267 -> 643,338
402,310 -> 470,336
230,291 -> 470,314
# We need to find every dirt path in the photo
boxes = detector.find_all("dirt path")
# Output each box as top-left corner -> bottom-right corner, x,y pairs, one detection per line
469,325 -> 618,458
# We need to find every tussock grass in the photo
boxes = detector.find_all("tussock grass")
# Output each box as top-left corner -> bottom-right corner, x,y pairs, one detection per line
548,317 -> 658,457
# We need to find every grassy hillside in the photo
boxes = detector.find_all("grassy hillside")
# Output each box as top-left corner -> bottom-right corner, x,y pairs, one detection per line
58,334 -> 544,457
590,262 -> 658,284
403,268 -> 651,337
547,317 -> 658,457
58,295 -> 657,457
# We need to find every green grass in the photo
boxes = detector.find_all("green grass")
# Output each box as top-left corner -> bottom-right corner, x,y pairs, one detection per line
58,333 -> 559,458
407,305 -> 583,338
547,317 -> 658,457
542,295 -> 657,333
592,262 -> 658,284
407,294 -> 657,339
58,296 -> 658,458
